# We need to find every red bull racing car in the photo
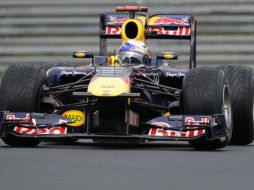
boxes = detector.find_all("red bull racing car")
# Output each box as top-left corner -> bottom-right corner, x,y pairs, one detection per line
0,6 -> 253,149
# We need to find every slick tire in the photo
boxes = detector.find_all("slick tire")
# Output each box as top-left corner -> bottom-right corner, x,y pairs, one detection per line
0,64 -> 46,147
36,62 -> 77,71
182,67 -> 232,150
0,63 -> 77,146
0,64 -> 46,112
220,65 -> 253,145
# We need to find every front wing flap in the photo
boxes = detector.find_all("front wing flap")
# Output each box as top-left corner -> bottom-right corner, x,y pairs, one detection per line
145,115 -> 226,141
0,112 -> 71,136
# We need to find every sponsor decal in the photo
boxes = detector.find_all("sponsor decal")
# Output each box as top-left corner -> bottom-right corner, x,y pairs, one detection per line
150,122 -> 170,128
106,26 -> 121,35
165,72 -> 185,77
62,110 -> 85,127
184,117 -> 210,125
5,113 -> 39,127
108,16 -> 146,25
108,16 -> 129,24
13,126 -> 67,135
60,71 -> 87,76
151,17 -> 189,25
149,26 -> 190,36
149,128 -> 205,137
5,114 -> 36,126
100,85 -> 115,89
5,114 -> 30,121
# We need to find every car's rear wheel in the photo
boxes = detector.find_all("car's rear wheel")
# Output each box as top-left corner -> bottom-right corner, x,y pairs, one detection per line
220,65 -> 253,145
182,67 -> 232,150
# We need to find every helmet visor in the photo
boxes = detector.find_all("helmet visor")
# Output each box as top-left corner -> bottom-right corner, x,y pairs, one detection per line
118,51 -> 143,65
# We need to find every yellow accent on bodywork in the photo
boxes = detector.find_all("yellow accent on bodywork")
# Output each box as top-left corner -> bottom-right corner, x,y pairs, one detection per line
159,52 -> 178,60
121,19 -> 145,43
164,54 -> 174,59
107,56 -> 119,66
62,110 -> 85,127
148,16 -> 160,25
74,51 -> 86,58
163,112 -> 171,116
88,77 -> 130,96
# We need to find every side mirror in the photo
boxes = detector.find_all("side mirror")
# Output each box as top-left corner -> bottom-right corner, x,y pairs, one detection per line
156,52 -> 178,67
73,51 -> 94,66
73,51 -> 93,58
157,52 -> 178,60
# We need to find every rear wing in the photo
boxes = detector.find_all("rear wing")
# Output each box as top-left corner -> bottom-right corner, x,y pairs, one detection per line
99,8 -> 197,68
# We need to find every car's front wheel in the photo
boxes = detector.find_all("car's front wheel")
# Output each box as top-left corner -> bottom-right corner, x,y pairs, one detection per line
182,67 -> 232,150
0,64 -> 46,147
220,65 -> 253,145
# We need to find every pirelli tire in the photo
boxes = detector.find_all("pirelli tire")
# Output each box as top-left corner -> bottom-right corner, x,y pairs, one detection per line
182,67 -> 232,150
0,63 -> 78,146
0,64 -> 46,147
219,65 -> 253,145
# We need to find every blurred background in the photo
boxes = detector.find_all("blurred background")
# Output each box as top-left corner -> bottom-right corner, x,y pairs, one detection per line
0,0 -> 253,73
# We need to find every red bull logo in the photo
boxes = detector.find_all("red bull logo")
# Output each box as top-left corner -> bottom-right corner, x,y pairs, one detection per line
109,16 -> 129,24
108,16 -> 145,24
106,26 -> 121,35
150,17 -> 189,25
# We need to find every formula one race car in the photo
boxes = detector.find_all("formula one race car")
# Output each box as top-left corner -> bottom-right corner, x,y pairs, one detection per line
0,6 -> 253,150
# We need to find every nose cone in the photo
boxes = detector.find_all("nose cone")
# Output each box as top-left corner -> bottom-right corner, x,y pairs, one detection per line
88,77 -> 130,96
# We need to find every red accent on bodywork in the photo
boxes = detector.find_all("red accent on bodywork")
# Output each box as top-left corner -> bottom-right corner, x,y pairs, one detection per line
116,6 -> 148,12
13,126 -> 22,134
198,129 -> 204,135
170,131 -> 176,137
109,16 -> 129,24
152,17 -> 188,25
13,126 -> 67,135
90,77 -> 98,83
185,27 -> 190,35
149,128 -> 157,136
121,77 -> 130,86
106,26 -> 121,35
181,132 -> 186,137
179,27 -> 183,35
189,130 -> 194,137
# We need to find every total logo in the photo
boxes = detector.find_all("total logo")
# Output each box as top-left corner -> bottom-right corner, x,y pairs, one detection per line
100,85 -> 115,88
62,110 -> 85,127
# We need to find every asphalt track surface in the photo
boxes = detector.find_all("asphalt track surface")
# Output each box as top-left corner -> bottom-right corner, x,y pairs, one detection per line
0,140 -> 254,190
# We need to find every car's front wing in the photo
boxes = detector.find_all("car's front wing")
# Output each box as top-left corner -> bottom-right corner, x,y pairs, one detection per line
0,112 -> 227,143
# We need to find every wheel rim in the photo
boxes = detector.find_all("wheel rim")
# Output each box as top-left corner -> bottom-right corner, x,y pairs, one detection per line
223,85 -> 232,136
252,94 -> 254,122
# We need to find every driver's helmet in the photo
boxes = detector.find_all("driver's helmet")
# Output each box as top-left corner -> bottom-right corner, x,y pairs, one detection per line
118,40 -> 150,65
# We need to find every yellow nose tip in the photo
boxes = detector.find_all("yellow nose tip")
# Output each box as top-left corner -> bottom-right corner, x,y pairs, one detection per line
88,77 -> 130,96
